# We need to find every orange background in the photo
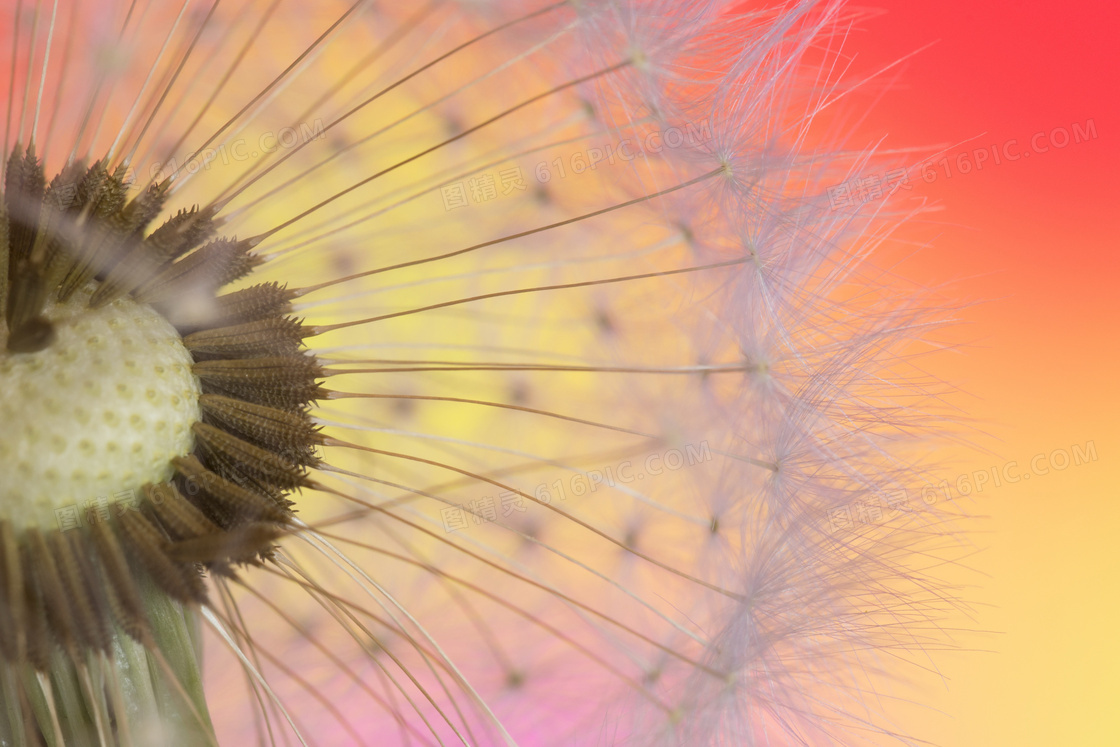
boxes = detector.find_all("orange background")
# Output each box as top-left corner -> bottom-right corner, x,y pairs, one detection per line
851,2 -> 1119,745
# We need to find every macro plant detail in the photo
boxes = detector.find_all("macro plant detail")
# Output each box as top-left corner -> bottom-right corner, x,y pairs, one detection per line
0,1 -> 960,745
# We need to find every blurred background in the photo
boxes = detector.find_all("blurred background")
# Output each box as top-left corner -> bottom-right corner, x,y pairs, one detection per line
847,2 -> 1119,744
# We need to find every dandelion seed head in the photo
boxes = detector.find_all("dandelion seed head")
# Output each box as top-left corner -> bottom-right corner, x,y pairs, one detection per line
0,0 -> 963,744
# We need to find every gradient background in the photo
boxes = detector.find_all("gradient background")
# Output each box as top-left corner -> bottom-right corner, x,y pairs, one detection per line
848,3 -> 1119,745
0,2 -> 1113,744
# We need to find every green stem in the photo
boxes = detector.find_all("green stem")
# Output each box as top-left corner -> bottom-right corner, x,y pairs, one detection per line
0,582 -> 217,746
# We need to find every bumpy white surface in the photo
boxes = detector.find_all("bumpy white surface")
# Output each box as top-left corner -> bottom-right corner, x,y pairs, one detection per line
0,289 -> 201,530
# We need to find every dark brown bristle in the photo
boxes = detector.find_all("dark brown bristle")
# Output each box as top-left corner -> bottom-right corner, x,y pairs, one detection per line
0,522 -> 24,663
38,159 -> 90,286
88,183 -> 173,306
199,393 -> 323,465
173,455 -> 294,526
74,160 -> 108,207
19,539 -> 51,671
117,513 -> 208,605
135,237 -> 261,304
30,171 -> 76,264
95,164 -> 132,218
2,148 -> 54,350
126,182 -> 172,233
193,356 -> 328,410
89,522 -> 151,643
52,531 -> 112,653
5,258 -> 49,327
162,280 -> 298,331
86,239 -> 164,307
4,144 -> 45,264
192,422 -> 312,493
143,482 -> 224,541
57,166 -> 144,300
183,316 -> 309,359
165,524 -> 287,565
25,529 -> 80,657
0,201 -> 9,317
210,282 -> 297,325
4,258 -> 54,352
144,205 -> 220,263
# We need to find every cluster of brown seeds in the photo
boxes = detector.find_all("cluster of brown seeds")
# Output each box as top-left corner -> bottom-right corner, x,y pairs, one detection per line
0,142 -> 326,670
